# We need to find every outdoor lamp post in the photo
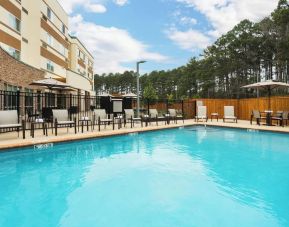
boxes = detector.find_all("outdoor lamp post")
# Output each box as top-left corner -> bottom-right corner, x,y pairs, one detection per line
136,60 -> 146,117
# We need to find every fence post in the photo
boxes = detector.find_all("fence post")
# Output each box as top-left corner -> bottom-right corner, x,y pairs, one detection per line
147,99 -> 150,115
17,89 -> 20,117
166,99 -> 169,113
37,92 -> 41,113
69,93 -> 72,121
181,100 -> 184,118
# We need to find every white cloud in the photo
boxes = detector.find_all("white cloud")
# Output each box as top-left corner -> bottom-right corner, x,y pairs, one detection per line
166,28 -> 211,52
60,0 -> 107,14
180,17 -> 197,26
70,15 -> 168,74
60,0 -> 128,14
85,3 -> 107,13
177,0 -> 279,37
114,0 -> 128,6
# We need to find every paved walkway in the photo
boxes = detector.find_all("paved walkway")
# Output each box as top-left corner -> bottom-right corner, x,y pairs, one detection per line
0,119 -> 288,151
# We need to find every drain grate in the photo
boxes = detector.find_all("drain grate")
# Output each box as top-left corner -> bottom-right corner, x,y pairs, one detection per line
34,143 -> 54,150
247,129 -> 259,133
128,132 -> 138,136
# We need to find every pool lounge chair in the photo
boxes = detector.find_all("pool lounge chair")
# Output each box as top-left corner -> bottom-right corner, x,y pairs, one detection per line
250,110 -> 266,125
124,109 -> 142,128
93,109 -> 114,131
223,106 -> 237,123
168,109 -> 184,124
195,106 -> 208,122
0,110 -> 25,139
149,109 -> 166,126
271,111 -> 289,127
52,109 -> 76,136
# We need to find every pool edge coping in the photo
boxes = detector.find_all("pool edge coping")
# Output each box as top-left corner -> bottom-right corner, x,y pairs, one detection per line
0,121 -> 288,152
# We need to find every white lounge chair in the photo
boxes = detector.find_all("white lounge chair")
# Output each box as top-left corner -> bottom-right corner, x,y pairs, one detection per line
271,111 -> 289,127
223,106 -> 237,123
124,109 -> 141,128
0,110 -> 25,139
52,109 -> 76,136
250,110 -> 265,125
93,109 -> 114,131
149,109 -> 166,126
168,109 -> 184,124
195,106 -> 208,122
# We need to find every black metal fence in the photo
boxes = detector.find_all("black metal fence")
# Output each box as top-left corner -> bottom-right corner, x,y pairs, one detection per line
0,90 -> 100,122
0,90 -> 191,132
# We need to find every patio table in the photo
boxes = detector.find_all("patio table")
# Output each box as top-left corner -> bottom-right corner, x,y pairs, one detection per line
31,119 -> 48,138
165,114 -> 170,125
261,110 -> 273,126
78,117 -> 92,133
114,116 -> 124,129
211,113 -> 219,122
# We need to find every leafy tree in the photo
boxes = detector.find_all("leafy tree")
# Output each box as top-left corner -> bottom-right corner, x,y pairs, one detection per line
143,83 -> 158,100
94,1 -> 289,99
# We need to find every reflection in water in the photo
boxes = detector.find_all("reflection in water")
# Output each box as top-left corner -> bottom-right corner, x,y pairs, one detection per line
0,127 -> 289,227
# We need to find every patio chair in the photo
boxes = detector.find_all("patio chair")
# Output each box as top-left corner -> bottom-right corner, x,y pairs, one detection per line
52,109 -> 76,136
271,111 -> 289,127
250,110 -> 266,125
26,107 -> 39,122
124,109 -> 142,128
149,109 -> 166,126
223,106 -> 237,123
93,109 -> 114,131
42,107 -> 53,122
0,110 -> 25,139
168,109 -> 184,124
195,106 -> 208,122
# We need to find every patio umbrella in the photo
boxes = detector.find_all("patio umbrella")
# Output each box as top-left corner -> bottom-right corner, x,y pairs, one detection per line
242,80 -> 289,109
30,78 -> 72,91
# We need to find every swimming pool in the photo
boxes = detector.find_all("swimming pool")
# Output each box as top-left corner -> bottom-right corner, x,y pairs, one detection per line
0,126 -> 289,227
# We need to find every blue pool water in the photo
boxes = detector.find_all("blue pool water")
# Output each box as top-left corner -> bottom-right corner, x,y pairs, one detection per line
0,126 -> 289,227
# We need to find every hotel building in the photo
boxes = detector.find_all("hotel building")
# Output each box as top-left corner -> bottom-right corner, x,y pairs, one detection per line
0,0 -> 94,95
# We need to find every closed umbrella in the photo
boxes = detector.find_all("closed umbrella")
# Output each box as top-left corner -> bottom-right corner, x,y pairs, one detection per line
242,80 -> 289,109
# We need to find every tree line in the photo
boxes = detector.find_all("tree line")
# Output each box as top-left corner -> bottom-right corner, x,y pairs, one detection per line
94,0 -> 289,100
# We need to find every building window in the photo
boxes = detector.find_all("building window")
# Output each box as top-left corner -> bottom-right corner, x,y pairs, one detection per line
4,84 -> 18,92
79,50 -> 85,60
60,44 -> 65,56
47,60 -> 54,72
8,14 -> 21,32
47,7 -> 53,21
4,84 -> 19,109
47,33 -> 53,46
62,24 -> 65,34
5,46 -> 20,60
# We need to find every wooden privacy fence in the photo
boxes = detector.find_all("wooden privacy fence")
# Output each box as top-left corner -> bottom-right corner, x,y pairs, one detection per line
200,96 -> 289,120
147,100 -> 195,118
146,96 -> 289,121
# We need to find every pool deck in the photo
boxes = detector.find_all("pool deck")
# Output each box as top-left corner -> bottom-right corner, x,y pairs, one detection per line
0,120 -> 288,151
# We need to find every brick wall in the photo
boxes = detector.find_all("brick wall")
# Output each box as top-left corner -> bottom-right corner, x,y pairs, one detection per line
0,47 -> 45,90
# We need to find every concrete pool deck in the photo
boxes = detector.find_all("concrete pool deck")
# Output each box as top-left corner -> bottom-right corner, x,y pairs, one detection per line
0,119 -> 288,151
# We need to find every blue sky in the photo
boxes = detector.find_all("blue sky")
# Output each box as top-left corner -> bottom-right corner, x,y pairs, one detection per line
60,0 -> 279,74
